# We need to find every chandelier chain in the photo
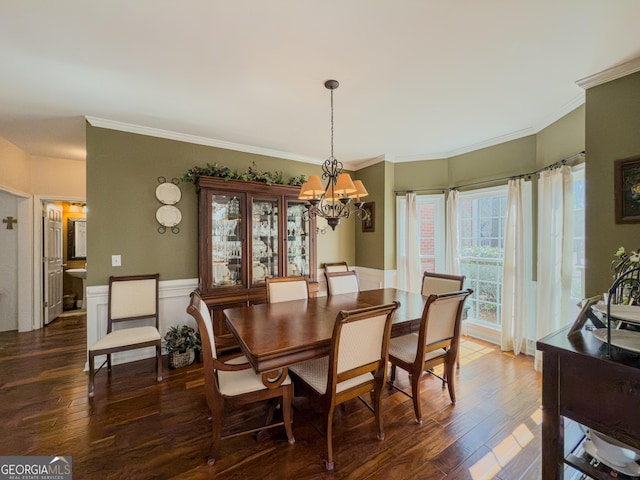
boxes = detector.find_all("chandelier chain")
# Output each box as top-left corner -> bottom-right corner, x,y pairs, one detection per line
330,87 -> 334,161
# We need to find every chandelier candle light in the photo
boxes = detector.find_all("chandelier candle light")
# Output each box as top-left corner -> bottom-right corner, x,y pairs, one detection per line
298,80 -> 369,230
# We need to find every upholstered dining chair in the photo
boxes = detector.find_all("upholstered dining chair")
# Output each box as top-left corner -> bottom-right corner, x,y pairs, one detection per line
421,271 -> 466,369
186,290 -> 294,465
388,289 -> 472,424
421,271 -> 465,297
324,261 -> 349,273
325,270 -> 360,295
88,274 -> 163,397
266,276 -> 309,303
289,301 -> 399,470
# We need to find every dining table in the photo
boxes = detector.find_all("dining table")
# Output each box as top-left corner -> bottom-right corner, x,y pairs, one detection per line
223,288 -> 428,387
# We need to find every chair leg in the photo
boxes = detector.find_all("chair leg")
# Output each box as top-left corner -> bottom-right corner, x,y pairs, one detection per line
208,401 -> 224,466
410,372 -> 423,424
445,360 -> 456,404
373,377 -> 385,441
156,344 -> 163,382
324,407 -> 335,471
388,363 -> 397,389
282,386 -> 295,444
88,352 -> 95,397
107,353 -> 112,372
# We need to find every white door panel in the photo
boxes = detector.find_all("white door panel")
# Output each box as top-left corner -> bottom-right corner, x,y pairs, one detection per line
44,202 -> 63,324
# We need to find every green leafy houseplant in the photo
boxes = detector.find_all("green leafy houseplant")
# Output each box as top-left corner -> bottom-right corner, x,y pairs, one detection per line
178,161 -> 306,186
164,325 -> 201,368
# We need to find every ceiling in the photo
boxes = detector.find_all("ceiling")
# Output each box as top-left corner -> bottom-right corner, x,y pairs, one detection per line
1,1 -> 639,168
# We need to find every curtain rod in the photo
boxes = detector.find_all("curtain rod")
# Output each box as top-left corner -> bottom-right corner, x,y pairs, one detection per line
394,151 -> 585,195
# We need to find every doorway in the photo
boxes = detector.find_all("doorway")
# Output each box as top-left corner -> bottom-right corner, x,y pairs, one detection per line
42,200 -> 87,326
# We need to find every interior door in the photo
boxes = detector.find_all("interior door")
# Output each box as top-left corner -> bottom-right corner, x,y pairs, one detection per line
44,202 -> 63,324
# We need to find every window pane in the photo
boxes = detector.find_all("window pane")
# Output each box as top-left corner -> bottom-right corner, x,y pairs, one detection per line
458,187 -> 507,328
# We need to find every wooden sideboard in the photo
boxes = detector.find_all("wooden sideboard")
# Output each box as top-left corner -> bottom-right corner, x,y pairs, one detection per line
537,325 -> 640,479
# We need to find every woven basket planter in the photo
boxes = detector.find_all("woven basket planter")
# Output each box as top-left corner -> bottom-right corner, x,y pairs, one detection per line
169,348 -> 195,369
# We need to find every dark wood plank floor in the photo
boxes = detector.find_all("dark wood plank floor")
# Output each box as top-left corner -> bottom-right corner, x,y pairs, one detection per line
0,312 -> 543,479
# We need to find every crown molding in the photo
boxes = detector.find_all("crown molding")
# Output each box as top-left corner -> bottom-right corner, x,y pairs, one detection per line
394,152 -> 447,163
85,116 -> 323,165
576,57 -> 640,89
531,93 -> 585,132
447,127 -> 538,159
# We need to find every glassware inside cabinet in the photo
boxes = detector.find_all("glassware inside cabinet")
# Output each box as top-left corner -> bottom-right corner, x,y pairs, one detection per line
286,203 -> 309,277
210,195 -> 242,288
252,199 -> 279,284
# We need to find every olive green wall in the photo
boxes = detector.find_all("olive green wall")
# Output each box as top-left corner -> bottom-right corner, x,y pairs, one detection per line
449,135 -> 538,188
354,161 -> 389,270
86,125 -> 353,286
394,159 -> 449,192
87,103 -> 586,285
536,105 -> 585,168
585,71 -> 640,296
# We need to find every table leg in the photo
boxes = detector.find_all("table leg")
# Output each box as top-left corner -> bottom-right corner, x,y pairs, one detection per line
541,350 -> 564,479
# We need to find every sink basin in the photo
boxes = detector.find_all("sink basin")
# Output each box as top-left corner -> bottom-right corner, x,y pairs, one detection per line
66,268 -> 87,279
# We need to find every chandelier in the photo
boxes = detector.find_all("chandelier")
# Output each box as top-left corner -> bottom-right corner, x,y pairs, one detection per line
298,80 -> 369,230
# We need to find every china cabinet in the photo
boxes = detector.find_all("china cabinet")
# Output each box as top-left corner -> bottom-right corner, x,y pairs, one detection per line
197,177 -> 317,347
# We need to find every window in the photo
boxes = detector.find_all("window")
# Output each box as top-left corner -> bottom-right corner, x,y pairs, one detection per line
571,165 -> 586,301
458,186 -> 508,328
397,194 -> 445,273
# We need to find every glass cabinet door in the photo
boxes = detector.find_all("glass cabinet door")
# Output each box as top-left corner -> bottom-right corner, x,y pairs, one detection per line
286,202 -> 310,277
210,194 -> 243,289
252,198 -> 279,284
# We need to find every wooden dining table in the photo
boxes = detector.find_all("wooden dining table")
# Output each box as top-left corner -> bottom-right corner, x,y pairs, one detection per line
223,288 -> 427,384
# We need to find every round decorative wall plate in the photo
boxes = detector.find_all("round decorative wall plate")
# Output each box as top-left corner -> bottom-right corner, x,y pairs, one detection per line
155,183 -> 182,205
156,205 -> 182,227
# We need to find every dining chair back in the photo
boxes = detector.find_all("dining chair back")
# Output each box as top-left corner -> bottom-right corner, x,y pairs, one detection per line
88,274 -> 162,397
325,270 -> 360,295
266,276 -> 309,303
187,290 -> 295,465
421,271 -> 465,296
289,301 -> 399,470
388,289 -> 473,424
324,261 -> 349,273
421,271 -> 466,368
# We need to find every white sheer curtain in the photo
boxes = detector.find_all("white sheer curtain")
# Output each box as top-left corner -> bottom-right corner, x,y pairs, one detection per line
445,190 -> 460,275
535,166 -> 574,371
396,193 -> 421,293
500,178 -> 533,356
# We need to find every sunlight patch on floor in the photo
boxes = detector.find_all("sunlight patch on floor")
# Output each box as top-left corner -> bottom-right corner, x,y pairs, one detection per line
459,338 -> 495,367
530,407 -> 543,425
469,421 -> 534,480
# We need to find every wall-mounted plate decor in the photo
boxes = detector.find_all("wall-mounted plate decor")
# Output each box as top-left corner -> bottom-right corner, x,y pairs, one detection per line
156,205 -> 182,227
155,182 -> 182,205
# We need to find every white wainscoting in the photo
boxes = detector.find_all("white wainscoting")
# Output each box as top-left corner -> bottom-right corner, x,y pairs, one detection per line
85,268 -> 398,369
85,277 -> 199,369
316,267 -> 395,296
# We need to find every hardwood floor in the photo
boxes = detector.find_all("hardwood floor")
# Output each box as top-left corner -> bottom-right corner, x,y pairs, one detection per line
0,313 -> 543,479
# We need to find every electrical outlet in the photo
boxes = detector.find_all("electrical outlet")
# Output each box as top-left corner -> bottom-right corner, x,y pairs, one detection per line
112,254 -> 122,267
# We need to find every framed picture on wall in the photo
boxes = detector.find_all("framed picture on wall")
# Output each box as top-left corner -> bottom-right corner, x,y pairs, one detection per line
362,202 -> 375,232
614,155 -> 640,223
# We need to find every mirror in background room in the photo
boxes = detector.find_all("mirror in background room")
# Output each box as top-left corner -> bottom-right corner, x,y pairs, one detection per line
68,217 -> 87,260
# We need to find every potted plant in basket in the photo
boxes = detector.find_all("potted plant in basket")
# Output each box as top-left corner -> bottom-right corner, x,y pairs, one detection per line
164,325 -> 201,368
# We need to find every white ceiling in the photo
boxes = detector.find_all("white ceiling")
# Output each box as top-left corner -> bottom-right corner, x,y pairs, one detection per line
1,1 -> 639,168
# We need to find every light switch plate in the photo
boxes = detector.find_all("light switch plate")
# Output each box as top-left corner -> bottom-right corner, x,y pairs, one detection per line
112,254 -> 122,267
